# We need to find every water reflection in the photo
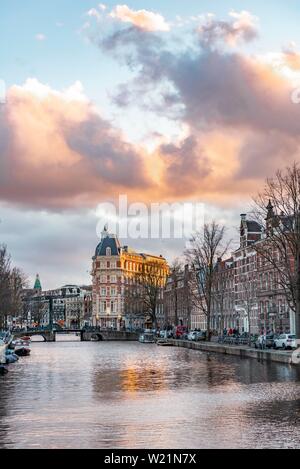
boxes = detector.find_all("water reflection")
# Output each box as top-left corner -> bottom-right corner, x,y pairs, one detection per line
0,342 -> 299,448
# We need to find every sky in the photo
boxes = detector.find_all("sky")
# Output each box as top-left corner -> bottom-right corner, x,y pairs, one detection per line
1,1 -> 300,289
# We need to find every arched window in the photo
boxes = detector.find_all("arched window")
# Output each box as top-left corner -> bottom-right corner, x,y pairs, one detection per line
106,247 -> 111,256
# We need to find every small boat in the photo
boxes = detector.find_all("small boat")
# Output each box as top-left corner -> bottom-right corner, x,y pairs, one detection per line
20,336 -> 31,342
139,332 -> 156,344
0,365 -> 9,375
0,341 -> 7,365
5,348 -> 19,362
156,339 -> 174,347
14,339 -> 31,357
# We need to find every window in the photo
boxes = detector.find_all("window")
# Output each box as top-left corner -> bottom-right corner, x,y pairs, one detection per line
111,287 -> 116,296
100,261 -> 106,269
111,261 -> 116,269
100,275 -> 106,283
101,287 -> 106,296
111,275 -> 117,283
106,247 -> 111,256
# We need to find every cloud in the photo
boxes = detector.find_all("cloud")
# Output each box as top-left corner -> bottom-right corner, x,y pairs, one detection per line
109,5 -> 170,32
86,8 -> 102,21
159,136 -> 211,195
282,43 -> 300,71
35,33 -> 46,41
88,8 -> 300,200
5,10 -> 300,213
198,10 -> 259,48
0,79 -> 152,209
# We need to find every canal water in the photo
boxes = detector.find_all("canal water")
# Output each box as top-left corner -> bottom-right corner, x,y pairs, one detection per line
0,339 -> 299,449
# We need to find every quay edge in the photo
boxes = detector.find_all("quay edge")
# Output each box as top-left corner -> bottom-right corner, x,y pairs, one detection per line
168,339 -> 300,366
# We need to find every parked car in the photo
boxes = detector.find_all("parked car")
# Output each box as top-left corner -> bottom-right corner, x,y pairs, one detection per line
175,325 -> 188,339
188,331 -> 207,341
273,334 -> 297,350
188,331 -> 200,341
159,330 -> 173,339
255,334 -> 277,349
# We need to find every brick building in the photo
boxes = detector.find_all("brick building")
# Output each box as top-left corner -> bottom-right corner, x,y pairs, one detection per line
163,210 -> 296,335
91,227 -> 169,330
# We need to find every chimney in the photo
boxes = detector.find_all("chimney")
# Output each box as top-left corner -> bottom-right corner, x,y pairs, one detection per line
240,214 -> 247,222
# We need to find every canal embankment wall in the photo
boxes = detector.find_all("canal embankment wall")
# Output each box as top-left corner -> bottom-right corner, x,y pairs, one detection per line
168,339 -> 300,366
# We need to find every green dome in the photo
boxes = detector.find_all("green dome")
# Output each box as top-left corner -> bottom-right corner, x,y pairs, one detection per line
34,274 -> 42,291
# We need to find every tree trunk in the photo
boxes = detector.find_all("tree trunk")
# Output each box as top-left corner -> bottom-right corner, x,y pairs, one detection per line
174,284 -> 178,327
207,299 -> 211,342
296,248 -> 300,340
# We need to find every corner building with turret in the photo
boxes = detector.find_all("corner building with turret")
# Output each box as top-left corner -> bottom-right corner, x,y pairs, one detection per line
91,227 -> 169,331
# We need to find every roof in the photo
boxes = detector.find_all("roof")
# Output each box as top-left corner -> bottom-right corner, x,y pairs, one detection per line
34,274 -> 42,290
95,233 -> 121,257
246,220 -> 262,233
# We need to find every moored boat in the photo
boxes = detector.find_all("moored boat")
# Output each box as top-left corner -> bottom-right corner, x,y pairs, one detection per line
0,365 -> 9,375
0,341 -> 7,365
13,339 -> 31,357
139,332 -> 156,344
156,339 -> 174,347
20,336 -> 31,342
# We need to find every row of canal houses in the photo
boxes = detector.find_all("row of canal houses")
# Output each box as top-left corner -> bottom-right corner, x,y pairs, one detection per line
18,206 -> 295,335
92,208 -> 296,335
164,210 -> 294,335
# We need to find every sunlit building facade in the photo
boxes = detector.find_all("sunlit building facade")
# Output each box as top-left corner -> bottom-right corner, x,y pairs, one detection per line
91,227 -> 169,330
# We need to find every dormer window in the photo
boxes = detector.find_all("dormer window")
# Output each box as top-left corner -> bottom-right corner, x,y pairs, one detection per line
106,247 -> 111,256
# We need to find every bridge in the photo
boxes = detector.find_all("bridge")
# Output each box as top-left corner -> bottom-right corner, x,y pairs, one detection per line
12,328 -> 138,342
12,295 -> 138,342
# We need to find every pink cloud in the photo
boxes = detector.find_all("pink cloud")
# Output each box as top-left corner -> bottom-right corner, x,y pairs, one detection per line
110,5 -> 170,32
198,10 -> 259,48
0,79 -> 152,209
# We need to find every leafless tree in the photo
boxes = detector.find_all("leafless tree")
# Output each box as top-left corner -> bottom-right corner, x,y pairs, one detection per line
252,163 -> 300,340
124,261 -> 168,329
212,271 -> 227,335
186,222 -> 230,341
0,245 -> 12,329
32,296 -> 46,326
10,267 -> 28,320
0,245 -> 27,329
170,258 -> 183,328
237,274 -> 257,345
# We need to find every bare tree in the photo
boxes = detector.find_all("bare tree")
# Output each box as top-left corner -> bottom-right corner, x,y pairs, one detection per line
10,267 -> 28,321
252,163 -> 300,340
0,245 -> 12,329
212,269 -> 227,335
170,258 -> 183,328
186,222 -> 230,341
0,246 -> 27,329
32,296 -> 46,326
237,274 -> 257,345
124,261 -> 168,329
